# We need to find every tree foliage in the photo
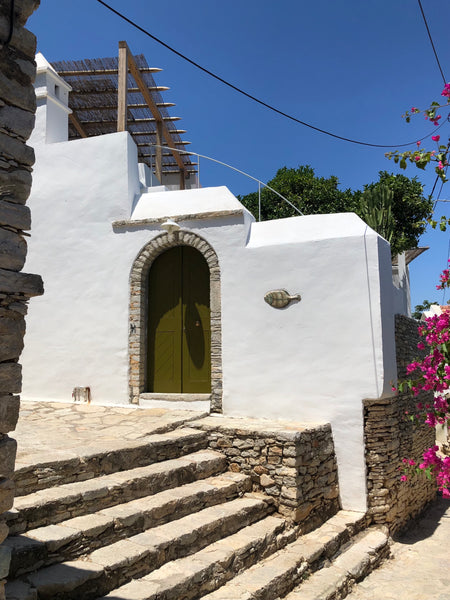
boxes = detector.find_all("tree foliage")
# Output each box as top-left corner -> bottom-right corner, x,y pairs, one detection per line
362,172 -> 433,256
238,166 -> 433,256
412,300 -> 436,320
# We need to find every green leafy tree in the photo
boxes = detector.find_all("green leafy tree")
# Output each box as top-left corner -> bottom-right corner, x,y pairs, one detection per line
412,299 -> 450,320
412,300 -> 436,320
239,166 -> 433,256
238,165 -> 359,222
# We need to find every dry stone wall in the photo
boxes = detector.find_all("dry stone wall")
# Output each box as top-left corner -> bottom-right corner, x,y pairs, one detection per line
193,417 -> 340,532
0,1 -> 42,596
364,314 -> 436,533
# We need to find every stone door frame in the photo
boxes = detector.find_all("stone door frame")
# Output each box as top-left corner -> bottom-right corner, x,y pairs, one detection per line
128,230 -> 222,412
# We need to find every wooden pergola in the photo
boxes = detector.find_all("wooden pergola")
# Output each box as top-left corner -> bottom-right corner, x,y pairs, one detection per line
52,41 -> 196,189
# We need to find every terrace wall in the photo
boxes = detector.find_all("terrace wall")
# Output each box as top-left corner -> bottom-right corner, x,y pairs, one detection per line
364,314 -> 436,533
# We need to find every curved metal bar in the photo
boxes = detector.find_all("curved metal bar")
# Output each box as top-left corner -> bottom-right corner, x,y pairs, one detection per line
148,143 -> 304,216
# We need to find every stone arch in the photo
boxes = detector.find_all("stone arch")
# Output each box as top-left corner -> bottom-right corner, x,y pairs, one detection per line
129,230 -> 222,412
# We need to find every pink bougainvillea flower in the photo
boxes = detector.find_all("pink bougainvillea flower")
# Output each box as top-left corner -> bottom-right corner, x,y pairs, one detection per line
441,84 -> 450,98
432,135 -> 440,142
416,141 -> 421,147
400,475 -> 408,482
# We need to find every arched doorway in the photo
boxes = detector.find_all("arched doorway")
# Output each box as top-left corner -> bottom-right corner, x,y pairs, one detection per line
128,230 -> 222,411
147,246 -> 211,393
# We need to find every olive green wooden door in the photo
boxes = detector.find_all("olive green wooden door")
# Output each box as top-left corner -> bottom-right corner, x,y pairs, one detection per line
147,246 -> 211,393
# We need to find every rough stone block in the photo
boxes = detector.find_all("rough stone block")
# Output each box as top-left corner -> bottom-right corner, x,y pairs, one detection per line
0,523 -> 7,548
0,132 -> 34,167
0,105 -> 35,142
0,363 -> 21,394
0,545 -> 10,579
0,58 -> 36,111
0,0 -> 40,27
0,168 -> 32,204
0,228 -> 27,271
0,199 -> 31,230
0,15 -> 36,57
0,436 -> 16,479
0,309 -> 25,362
0,478 -> 14,513
0,268 -> 43,296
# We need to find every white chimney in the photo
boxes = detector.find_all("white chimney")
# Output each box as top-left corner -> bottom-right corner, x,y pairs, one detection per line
30,52 -> 72,145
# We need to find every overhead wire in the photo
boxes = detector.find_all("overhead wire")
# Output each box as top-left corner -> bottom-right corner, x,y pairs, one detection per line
96,0 -> 439,150
417,0 -> 446,85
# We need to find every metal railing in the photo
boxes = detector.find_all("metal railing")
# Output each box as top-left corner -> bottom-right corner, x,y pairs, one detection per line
147,144 -> 304,220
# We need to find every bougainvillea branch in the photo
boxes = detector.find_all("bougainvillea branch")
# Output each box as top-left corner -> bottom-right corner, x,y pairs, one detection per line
385,83 -> 450,183
398,260 -> 450,497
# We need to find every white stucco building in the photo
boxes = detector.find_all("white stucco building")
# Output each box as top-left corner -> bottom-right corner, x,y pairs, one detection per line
22,52 -> 405,512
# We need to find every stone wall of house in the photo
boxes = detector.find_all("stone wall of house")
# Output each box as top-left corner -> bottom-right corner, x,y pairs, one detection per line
193,417 -> 341,533
364,314 -> 436,533
0,1 -> 42,596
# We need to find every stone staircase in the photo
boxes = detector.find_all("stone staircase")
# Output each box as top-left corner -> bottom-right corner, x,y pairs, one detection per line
5,424 -> 390,600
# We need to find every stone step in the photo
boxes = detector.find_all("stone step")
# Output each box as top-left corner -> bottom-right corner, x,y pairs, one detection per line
14,427 -> 208,496
97,514 -> 293,600
283,528 -> 390,600
6,471 -> 252,577
17,495 -> 277,600
201,510 -> 368,600
6,450 -> 226,534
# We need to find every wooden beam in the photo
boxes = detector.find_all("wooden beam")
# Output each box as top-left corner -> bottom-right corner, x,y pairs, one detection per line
124,43 -> 186,176
57,67 -> 162,76
70,86 -> 169,95
127,86 -> 170,94
117,41 -> 128,132
74,102 -> 176,111
155,120 -> 163,183
69,112 -> 88,138
77,117 -> 180,126
129,130 -> 187,136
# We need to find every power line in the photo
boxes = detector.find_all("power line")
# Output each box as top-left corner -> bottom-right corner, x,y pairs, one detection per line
418,0 -> 446,85
96,0 -> 440,150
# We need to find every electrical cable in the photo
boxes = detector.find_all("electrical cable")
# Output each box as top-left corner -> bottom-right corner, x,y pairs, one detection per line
96,0 -> 441,150
418,0 -> 446,85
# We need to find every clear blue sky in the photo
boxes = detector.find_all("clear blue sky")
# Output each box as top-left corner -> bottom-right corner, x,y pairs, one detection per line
28,0 -> 450,308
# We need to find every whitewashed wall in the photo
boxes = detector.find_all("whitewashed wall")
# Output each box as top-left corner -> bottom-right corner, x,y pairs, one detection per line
22,126 -> 397,511
23,58 -> 399,511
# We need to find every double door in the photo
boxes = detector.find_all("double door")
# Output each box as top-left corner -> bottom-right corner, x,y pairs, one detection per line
147,246 -> 211,393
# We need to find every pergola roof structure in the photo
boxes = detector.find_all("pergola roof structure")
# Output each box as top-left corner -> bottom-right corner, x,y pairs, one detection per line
52,41 -> 196,189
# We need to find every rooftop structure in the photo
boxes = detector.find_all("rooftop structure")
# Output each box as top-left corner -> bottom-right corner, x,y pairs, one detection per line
51,41 -> 196,189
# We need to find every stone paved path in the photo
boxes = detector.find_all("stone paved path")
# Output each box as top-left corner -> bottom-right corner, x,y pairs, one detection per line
14,400 -> 206,469
347,496 -> 450,600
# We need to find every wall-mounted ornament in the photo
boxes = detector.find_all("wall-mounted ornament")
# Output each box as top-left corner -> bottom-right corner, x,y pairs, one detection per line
264,289 -> 301,309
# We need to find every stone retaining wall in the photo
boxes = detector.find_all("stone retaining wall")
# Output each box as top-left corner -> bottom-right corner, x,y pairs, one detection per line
0,1 -> 42,595
192,417 -> 341,532
364,314 -> 436,533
